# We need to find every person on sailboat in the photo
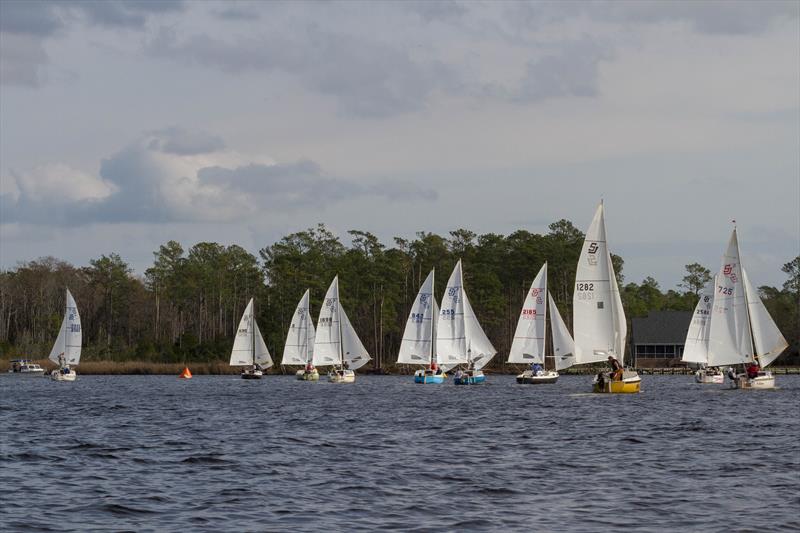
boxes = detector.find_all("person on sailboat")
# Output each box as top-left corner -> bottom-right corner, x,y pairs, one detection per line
607,356 -> 623,381
746,363 -> 760,379
531,362 -> 543,376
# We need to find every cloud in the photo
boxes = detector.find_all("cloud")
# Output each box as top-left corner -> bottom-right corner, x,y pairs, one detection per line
0,128 -> 436,225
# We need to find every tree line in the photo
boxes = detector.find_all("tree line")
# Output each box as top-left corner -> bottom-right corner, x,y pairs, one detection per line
1,222 -> 798,368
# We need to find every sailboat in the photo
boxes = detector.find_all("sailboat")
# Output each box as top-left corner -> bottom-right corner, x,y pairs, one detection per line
398,270 -> 447,383
437,260 -> 497,385
282,290 -> 318,381
681,280 -> 724,383
48,288 -> 81,382
230,298 -> 273,379
572,202 -> 641,393
510,263 -> 576,384
313,276 -> 371,383
708,228 -> 787,389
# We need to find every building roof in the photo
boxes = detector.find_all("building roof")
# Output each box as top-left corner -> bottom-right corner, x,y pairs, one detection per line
631,310 -> 692,345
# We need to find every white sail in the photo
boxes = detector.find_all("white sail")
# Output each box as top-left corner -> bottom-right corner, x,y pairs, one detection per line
253,321 -> 273,368
707,229 -> 753,367
573,203 -> 625,364
681,279 -> 715,365
508,263 -> 548,364
462,282 -> 497,370
313,277 -> 342,367
398,270 -> 436,365
548,293 -> 576,371
743,269 -> 788,368
230,299 -> 256,366
49,288 -> 82,365
282,290 -> 315,366
436,260 -> 470,367
340,306 -> 371,370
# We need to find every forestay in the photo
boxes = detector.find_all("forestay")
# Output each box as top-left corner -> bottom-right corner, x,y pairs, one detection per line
282,290 -> 316,366
743,269 -> 788,368
707,230 -> 753,368
508,263 -> 548,364
681,279 -> 714,365
49,288 -> 82,365
398,270 -> 436,365
573,203 -> 626,365
548,293 -> 576,371
313,277 -> 342,367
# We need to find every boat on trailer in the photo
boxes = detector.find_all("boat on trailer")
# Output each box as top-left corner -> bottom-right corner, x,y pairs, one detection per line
573,202 -> 640,393
48,288 -> 82,382
706,228 -> 788,390
281,290 -> 319,381
230,298 -> 273,379
509,263 -> 576,385
436,260 -> 496,385
313,276 -> 371,383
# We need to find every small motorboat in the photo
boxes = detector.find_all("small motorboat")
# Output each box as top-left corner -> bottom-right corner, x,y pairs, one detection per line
7,359 -> 45,376
516,369 -> 559,384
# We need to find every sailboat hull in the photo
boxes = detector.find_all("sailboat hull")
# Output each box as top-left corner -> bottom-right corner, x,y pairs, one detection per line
454,371 -> 486,385
516,370 -> 559,384
695,369 -> 724,384
413,370 -> 445,384
328,370 -> 355,383
733,371 -> 775,390
241,369 -> 263,379
50,369 -> 77,382
296,369 -> 320,381
592,372 -> 641,394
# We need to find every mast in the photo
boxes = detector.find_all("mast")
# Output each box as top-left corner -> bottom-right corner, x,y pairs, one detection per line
431,269 -> 435,366
305,295 -> 311,365
337,282 -> 344,369
735,228 -> 758,367
251,298 -> 256,366
63,288 -> 68,366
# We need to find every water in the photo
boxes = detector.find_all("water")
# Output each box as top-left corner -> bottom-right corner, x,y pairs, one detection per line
1,374 -> 798,532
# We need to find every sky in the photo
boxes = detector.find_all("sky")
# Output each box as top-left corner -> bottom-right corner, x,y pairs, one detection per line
1,0 -> 798,289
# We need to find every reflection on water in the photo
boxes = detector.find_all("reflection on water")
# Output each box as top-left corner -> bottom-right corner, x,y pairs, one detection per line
1,374 -> 798,532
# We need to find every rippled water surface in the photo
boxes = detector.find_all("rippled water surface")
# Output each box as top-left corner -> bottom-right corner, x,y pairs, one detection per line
2,374 -> 799,532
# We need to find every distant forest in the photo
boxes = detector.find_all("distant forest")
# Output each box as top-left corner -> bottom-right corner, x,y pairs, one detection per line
1,221 -> 798,368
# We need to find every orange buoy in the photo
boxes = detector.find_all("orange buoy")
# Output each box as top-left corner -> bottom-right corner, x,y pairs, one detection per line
179,367 -> 193,379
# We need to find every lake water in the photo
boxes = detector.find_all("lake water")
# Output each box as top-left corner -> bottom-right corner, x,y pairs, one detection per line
1,374 -> 798,532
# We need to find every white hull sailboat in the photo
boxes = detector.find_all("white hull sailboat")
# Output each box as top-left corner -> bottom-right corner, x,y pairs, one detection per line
683,280 -> 725,384
398,270 -> 449,384
313,276 -> 370,383
282,290 -> 319,381
230,299 -> 273,379
48,289 -> 82,382
509,263 -> 576,384
572,202 -> 640,393
706,228 -> 787,390
437,260 -> 496,385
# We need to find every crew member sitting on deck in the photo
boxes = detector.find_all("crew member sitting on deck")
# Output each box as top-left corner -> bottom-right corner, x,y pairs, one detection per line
531,362 -> 543,376
746,363 -> 760,379
607,356 -> 623,381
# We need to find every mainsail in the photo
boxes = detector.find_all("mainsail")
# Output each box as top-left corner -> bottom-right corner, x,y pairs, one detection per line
282,290 -> 316,366
573,203 -> 627,365
548,293 -> 576,371
398,270 -> 436,365
49,288 -> 82,365
312,276 -> 370,369
508,263 -> 548,364
707,229 -> 753,368
742,268 -> 788,368
230,299 -> 273,367
436,260 -> 496,369
681,279 -> 715,365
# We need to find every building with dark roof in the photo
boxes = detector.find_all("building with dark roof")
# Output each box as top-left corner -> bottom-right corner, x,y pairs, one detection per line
630,310 -> 692,368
